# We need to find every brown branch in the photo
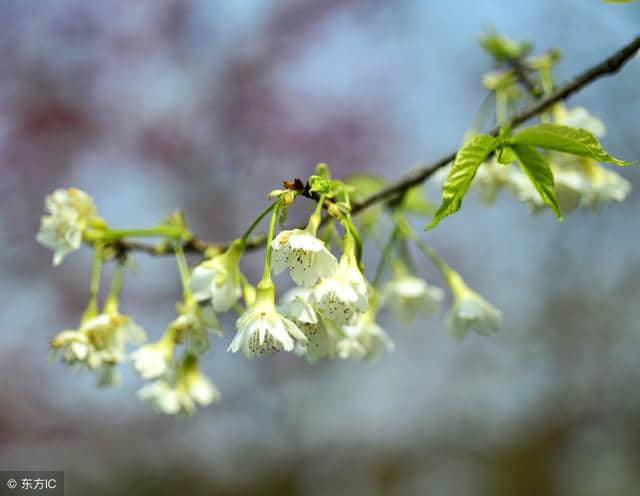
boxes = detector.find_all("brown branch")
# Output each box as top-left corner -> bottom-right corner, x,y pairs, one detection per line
116,34 -> 640,256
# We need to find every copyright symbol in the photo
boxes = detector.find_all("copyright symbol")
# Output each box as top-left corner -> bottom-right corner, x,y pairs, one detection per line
6,478 -> 17,489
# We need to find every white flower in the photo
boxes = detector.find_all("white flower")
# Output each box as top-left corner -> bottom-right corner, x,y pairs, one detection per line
51,311 -> 146,384
446,273 -> 502,338
555,105 -> 606,137
553,166 -> 590,213
382,273 -> 444,323
337,309 -> 394,361
229,281 -> 307,358
171,298 -> 221,354
473,158 -> 517,205
131,337 -> 174,380
37,188 -> 97,265
138,354 -> 220,415
271,229 -> 338,287
189,240 -> 243,312
311,246 -> 368,326
580,160 -> 632,210
279,288 -> 336,363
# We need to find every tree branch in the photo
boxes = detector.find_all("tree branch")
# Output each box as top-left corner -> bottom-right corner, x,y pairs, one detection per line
115,34 -> 640,256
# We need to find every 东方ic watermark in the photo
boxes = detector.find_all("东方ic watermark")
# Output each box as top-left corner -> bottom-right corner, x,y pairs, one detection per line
1,472 -> 63,495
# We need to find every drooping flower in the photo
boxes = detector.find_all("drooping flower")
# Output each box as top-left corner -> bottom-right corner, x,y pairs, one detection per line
50,311 -> 146,385
311,237 -> 368,326
445,271 -> 502,338
382,270 -> 445,323
337,306 -> 394,361
278,288 -> 336,363
37,188 -> 98,265
189,240 -> 244,312
579,158 -> 632,210
171,296 -> 221,354
473,157 -> 518,205
131,333 -> 175,380
229,280 -> 307,358
137,353 -> 219,415
271,228 -> 337,287
553,105 -> 606,137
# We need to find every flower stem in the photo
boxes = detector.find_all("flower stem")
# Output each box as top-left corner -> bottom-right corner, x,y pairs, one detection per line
260,200 -> 281,284
104,257 -> 126,314
240,202 -> 277,245
306,195 -> 325,234
102,225 -> 186,240
174,241 -> 191,295
372,224 -> 400,289
82,243 -> 103,322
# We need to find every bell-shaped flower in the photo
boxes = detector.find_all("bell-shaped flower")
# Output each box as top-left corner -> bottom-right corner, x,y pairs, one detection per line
50,311 -> 145,385
271,228 -> 337,287
131,332 -> 175,380
382,270 -> 444,323
311,238 -> 368,326
170,296 -> 221,355
189,240 -> 244,312
279,288 -> 336,363
229,280 -> 307,358
138,353 -> 219,415
37,188 -> 97,265
579,159 -> 631,210
446,272 -> 502,339
337,307 -> 394,361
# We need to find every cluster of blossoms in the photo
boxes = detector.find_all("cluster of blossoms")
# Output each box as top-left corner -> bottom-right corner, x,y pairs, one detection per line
38,167 -> 506,415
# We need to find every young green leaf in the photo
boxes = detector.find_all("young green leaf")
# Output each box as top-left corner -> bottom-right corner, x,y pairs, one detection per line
512,124 -> 632,165
510,144 -> 563,220
426,134 -> 498,230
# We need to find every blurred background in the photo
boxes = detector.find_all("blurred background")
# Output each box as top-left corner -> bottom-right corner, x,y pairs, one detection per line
1,1 -> 640,494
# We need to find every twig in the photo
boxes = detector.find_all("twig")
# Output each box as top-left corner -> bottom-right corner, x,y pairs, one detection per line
114,34 -> 640,256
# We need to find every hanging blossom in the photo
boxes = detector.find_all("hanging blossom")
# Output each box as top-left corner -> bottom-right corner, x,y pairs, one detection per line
382,268 -> 445,323
271,200 -> 338,287
230,280 -> 308,358
278,288 -> 336,363
37,188 -> 98,265
138,353 -> 219,415
445,270 -> 502,338
170,295 -> 221,355
50,311 -> 145,385
553,104 -> 606,138
311,234 -> 368,327
189,239 -> 244,312
472,157 -> 520,205
131,330 -> 176,380
336,300 -> 394,361
578,158 -> 631,210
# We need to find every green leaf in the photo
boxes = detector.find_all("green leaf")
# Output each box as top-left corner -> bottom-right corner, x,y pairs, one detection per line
512,124 -> 632,165
510,144 -> 563,220
426,134 -> 499,230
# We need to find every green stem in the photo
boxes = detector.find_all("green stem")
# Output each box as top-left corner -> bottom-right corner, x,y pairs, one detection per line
174,241 -> 191,295
82,244 -> 103,322
306,195 -> 325,234
104,257 -> 126,314
240,202 -> 277,245
496,89 -> 508,125
260,200 -> 281,283
372,224 -> 400,289
102,226 -> 185,241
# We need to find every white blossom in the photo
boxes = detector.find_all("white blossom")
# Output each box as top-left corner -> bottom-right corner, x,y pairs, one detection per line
446,273 -> 502,338
229,282 -> 307,358
271,228 -> 338,287
138,354 -> 220,415
171,299 -> 221,354
555,105 -> 606,137
51,311 -> 145,384
580,160 -> 632,210
279,288 -> 336,363
37,188 -> 97,265
311,247 -> 368,326
189,240 -> 243,312
473,158 -> 518,205
131,337 -> 174,380
382,273 -> 444,323
337,309 -> 394,361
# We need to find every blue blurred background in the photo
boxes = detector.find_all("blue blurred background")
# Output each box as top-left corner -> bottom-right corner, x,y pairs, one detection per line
1,1 -> 640,494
